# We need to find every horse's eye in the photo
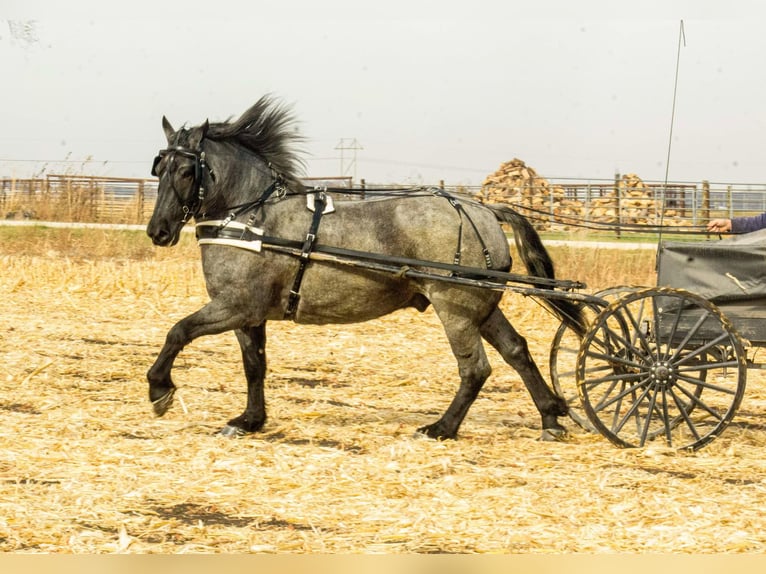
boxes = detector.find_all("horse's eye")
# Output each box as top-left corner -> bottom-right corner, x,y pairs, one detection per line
179,166 -> 194,180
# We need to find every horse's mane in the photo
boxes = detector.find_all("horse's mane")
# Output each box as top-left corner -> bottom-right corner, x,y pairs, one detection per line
205,95 -> 306,189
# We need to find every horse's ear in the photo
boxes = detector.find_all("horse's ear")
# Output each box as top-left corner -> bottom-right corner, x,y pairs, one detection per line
189,120 -> 209,150
162,116 -> 175,142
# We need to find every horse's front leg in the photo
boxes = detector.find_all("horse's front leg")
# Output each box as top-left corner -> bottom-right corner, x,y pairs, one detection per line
148,300 -> 245,416
220,323 -> 268,437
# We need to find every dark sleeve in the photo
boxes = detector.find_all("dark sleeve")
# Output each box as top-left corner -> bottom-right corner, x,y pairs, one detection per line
731,212 -> 766,234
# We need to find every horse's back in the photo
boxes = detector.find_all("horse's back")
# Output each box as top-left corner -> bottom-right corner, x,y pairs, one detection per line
327,193 -> 511,271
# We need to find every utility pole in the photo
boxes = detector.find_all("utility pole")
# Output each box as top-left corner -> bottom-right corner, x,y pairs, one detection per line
334,138 -> 363,182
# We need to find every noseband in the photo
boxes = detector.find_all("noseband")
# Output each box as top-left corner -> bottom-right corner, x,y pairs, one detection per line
151,144 -> 213,222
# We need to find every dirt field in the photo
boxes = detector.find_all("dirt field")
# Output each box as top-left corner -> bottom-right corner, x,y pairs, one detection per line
2,229 -> 766,553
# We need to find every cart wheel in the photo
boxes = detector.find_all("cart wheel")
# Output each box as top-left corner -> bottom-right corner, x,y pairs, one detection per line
549,286 -> 640,432
577,287 -> 747,451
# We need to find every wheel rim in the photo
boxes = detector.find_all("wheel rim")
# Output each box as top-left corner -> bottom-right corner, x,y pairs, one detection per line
577,287 -> 747,451
549,286 -> 640,432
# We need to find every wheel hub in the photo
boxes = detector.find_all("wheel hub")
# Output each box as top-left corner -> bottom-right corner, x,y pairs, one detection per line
650,361 -> 674,387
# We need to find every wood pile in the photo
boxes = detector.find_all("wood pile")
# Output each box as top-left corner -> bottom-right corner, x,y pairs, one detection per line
476,159 -> 691,230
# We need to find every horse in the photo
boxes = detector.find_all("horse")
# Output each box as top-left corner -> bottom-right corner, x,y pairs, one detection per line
146,95 -> 584,441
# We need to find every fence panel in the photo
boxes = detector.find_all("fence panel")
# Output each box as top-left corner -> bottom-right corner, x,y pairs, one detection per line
2,175 -> 766,235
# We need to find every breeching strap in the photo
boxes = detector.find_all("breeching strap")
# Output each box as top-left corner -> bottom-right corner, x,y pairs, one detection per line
285,192 -> 327,318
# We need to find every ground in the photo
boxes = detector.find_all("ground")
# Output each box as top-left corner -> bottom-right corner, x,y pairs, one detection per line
1,242 -> 766,553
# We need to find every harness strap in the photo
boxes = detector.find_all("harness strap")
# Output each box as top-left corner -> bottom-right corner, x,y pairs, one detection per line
285,192 -> 327,318
203,178 -> 283,227
433,189 -> 494,269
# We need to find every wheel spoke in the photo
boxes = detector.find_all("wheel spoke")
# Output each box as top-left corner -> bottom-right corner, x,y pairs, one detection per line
660,387 -> 672,444
582,370 -> 648,387
666,309 -> 713,362
655,297 -> 684,361
676,359 -> 740,373
583,349 -> 646,371
610,383 -> 653,435
673,332 -> 733,365
591,377 -> 651,413
619,300 -> 655,359
676,384 -> 725,421
638,386 -> 660,446
675,373 -> 738,395
668,387 -> 702,442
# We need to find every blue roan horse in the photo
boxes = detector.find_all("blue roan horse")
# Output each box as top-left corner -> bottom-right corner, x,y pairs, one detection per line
146,95 -> 584,440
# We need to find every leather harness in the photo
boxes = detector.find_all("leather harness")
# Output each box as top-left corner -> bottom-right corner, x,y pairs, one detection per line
153,140 -> 496,320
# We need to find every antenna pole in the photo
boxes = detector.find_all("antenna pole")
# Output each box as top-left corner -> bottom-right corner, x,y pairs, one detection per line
657,20 -> 686,257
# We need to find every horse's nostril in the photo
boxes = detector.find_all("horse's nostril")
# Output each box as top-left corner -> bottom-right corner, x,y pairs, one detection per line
148,227 -> 170,246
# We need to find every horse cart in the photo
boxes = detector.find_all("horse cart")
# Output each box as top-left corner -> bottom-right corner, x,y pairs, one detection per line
147,96 -> 756,452
549,229 -> 766,451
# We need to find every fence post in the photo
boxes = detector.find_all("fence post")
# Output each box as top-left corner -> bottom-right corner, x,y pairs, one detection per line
701,180 -> 710,231
614,172 -> 621,239
137,180 -> 145,223
727,185 -> 733,219
548,183 -> 554,227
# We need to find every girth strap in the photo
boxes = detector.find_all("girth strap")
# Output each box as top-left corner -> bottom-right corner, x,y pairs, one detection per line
285,192 -> 327,318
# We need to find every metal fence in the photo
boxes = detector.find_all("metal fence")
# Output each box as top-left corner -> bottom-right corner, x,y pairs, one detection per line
2,174 -> 766,232
1,174 -> 158,224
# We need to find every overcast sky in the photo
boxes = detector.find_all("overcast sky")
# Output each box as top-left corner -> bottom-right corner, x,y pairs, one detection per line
2,1 -> 765,187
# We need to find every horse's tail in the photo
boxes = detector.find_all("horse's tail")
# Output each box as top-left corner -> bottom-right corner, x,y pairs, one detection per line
487,204 -> 587,337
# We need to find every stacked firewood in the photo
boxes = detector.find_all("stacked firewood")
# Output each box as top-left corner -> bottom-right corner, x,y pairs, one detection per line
475,158 -> 579,230
476,159 -> 690,230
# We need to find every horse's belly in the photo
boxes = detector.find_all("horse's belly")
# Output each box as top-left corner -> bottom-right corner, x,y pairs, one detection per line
291,273 -> 417,325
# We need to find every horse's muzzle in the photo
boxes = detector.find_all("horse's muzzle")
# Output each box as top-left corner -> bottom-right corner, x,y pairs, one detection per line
147,221 -> 181,247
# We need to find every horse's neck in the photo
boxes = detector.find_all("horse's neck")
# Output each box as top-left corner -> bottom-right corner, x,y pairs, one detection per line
211,149 -> 274,210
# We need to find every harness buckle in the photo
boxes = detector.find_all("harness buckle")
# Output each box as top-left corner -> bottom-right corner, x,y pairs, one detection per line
301,233 -> 317,258
219,212 -> 236,228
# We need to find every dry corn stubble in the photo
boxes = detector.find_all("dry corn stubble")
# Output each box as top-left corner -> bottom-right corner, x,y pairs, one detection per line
1,228 -> 766,553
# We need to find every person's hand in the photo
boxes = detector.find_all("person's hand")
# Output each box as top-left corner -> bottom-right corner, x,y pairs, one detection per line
707,218 -> 732,233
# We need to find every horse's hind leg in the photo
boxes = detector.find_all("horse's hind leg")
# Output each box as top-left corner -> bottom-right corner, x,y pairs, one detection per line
418,315 -> 492,440
480,307 -> 568,440
220,323 -> 268,437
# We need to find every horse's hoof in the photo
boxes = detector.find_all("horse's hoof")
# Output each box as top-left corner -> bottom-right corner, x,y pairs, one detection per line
219,424 -> 247,438
412,430 -> 431,440
414,423 -> 456,441
540,427 -> 568,442
151,388 -> 175,417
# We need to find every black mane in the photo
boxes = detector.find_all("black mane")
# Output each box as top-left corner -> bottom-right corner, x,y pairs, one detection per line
206,95 -> 305,190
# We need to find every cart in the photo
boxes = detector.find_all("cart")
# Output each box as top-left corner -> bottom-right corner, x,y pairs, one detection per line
549,229 -> 766,451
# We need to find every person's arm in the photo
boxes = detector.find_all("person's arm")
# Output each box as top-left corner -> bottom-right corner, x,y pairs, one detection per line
730,212 -> 766,234
707,212 -> 766,234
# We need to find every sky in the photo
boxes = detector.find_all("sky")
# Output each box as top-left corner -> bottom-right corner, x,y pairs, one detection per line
2,0 -> 765,187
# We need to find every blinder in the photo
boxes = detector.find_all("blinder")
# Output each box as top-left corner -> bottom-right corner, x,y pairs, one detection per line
150,144 -> 212,222
150,146 -> 203,180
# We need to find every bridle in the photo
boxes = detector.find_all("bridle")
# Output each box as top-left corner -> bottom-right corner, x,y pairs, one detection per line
151,144 -> 214,223
151,140 -> 291,225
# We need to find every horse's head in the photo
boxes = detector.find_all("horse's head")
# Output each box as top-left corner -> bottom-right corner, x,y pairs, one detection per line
148,96 -> 306,246
147,117 -> 210,246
